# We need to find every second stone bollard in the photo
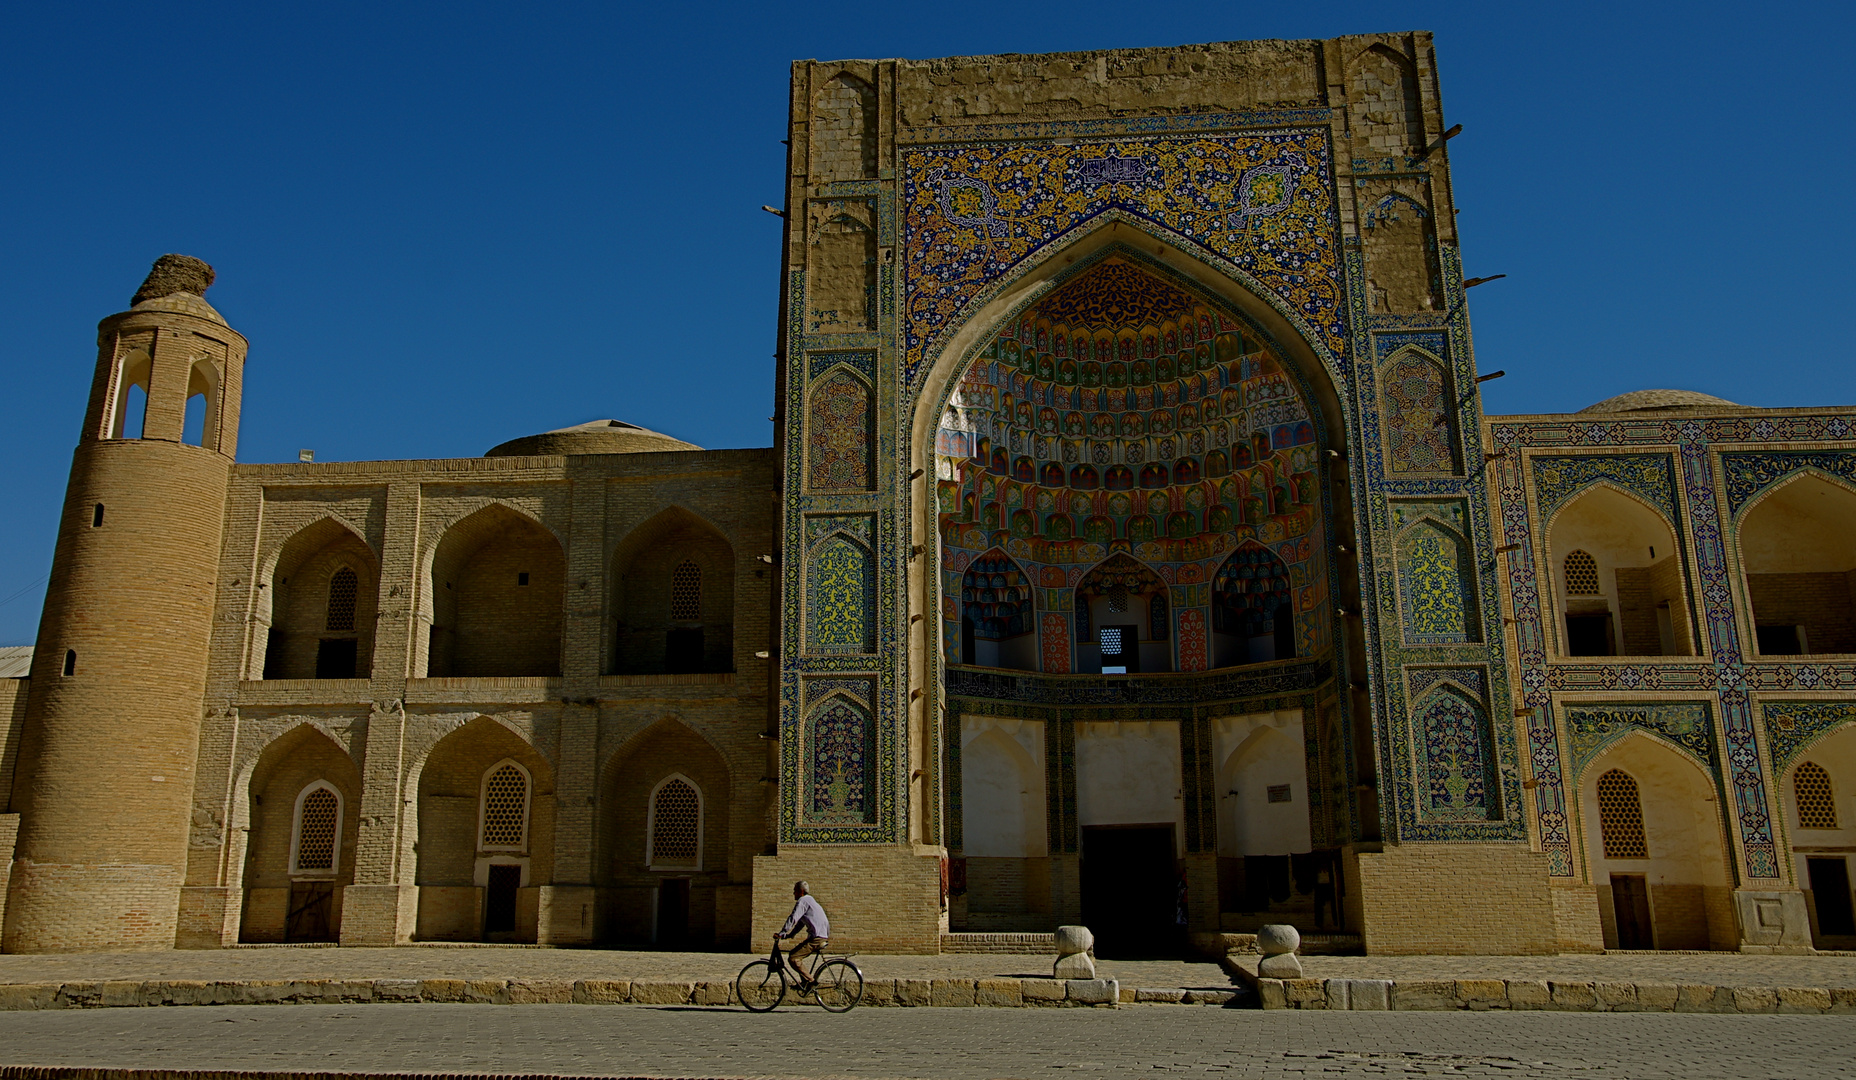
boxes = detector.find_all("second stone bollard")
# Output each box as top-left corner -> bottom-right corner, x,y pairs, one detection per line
1256,923 -> 1302,979
1053,925 -> 1096,980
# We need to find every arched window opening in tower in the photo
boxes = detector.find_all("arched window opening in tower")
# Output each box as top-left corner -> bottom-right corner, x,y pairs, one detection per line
183,359 -> 220,449
112,348 -> 151,439
932,256 -> 1329,678
62,650 -> 76,677
92,504 -> 104,528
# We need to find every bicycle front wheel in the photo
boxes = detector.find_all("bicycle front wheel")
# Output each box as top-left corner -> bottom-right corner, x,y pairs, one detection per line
735,960 -> 786,1012
812,958 -> 864,1013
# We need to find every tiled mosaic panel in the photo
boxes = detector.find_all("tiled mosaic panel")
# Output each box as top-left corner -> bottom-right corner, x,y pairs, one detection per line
808,367 -> 875,491
1411,685 -> 1496,822
901,129 -> 1344,393
1396,516 -> 1477,646
1721,451 -> 1856,514
1563,702 -> 1715,773
1381,347 -> 1455,473
806,694 -> 877,825
805,518 -> 876,654
1763,702 -> 1856,772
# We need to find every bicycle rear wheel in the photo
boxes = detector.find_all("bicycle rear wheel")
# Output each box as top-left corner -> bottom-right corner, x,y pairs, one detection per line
811,958 -> 864,1013
735,960 -> 786,1012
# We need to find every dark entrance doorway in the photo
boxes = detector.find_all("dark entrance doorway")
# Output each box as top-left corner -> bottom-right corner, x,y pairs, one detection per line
285,882 -> 336,942
1081,824 -> 1176,957
1609,873 -> 1653,949
1809,857 -> 1856,938
656,878 -> 691,945
484,864 -> 521,936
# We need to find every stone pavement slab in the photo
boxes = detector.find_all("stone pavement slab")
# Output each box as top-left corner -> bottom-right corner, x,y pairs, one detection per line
0,947 -> 1226,992
1,1003 -> 1853,1078
1290,951 -> 1856,986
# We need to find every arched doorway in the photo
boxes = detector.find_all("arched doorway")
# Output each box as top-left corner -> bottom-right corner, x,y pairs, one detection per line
1547,485 -> 1692,657
238,724 -> 362,943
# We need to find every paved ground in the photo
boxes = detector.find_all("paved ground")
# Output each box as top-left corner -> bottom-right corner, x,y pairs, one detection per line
1286,951 -> 1856,987
0,1003 -> 1851,1078
0,948 -> 1231,992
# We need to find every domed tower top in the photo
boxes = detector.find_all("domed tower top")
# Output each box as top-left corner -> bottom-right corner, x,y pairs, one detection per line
84,253 -> 248,458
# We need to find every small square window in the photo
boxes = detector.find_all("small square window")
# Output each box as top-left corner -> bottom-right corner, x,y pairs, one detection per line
1266,784 -> 1292,803
517,572 -> 530,586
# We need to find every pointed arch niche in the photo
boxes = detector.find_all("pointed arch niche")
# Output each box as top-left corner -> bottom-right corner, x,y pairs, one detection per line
807,362 -> 875,491
1547,485 -> 1692,658
1379,346 -> 1454,471
423,503 -> 565,678
1393,506 -> 1479,646
805,520 -> 876,655
254,517 -> 379,681
610,507 -> 736,675
925,244 -> 1343,684
1577,734 -> 1733,950
1738,473 -> 1856,656
238,724 -> 361,944
956,549 -> 1036,670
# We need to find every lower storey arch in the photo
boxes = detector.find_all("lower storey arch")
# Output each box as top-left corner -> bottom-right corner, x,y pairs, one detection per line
238,725 -> 362,944
1576,733 -> 1734,950
595,720 -> 743,948
412,716 -> 557,943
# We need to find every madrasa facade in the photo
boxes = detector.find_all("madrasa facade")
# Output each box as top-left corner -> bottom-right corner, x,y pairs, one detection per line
3,33 -> 1855,957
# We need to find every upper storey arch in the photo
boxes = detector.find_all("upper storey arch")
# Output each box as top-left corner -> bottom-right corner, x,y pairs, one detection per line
927,241 -> 1343,676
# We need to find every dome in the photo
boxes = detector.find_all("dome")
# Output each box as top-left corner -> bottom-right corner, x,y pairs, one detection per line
484,419 -> 702,457
1577,389 -> 1743,414
128,291 -> 227,326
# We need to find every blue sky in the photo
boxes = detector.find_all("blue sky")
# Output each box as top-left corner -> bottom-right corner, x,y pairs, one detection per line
2,1 -> 1851,644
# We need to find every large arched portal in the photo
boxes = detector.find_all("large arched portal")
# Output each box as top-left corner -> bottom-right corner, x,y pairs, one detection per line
930,248 -> 1351,943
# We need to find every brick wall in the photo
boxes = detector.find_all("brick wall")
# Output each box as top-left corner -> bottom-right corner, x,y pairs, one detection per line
754,847 -> 946,954
1354,844 -> 1557,954
1747,572 -> 1856,653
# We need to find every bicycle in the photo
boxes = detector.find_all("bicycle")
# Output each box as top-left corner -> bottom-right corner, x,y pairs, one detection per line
735,940 -> 864,1012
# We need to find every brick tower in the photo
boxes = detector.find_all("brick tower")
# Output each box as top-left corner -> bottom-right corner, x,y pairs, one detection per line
3,256 -> 246,952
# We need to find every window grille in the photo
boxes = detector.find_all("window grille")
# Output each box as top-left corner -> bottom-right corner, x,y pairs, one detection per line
1796,761 -> 1838,829
671,561 -> 702,621
325,568 -> 358,632
1597,769 -> 1647,858
481,763 -> 529,849
1107,582 -> 1129,613
1099,626 -> 1124,654
651,777 -> 701,866
1565,550 -> 1600,595
295,786 -> 339,872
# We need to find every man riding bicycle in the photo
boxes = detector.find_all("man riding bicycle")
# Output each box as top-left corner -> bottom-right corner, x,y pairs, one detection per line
773,880 -> 830,988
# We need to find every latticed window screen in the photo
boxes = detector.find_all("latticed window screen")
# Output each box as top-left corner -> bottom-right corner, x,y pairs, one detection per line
1564,550 -> 1600,595
1108,582 -> 1129,613
325,567 -> 358,632
1796,761 -> 1839,829
481,764 -> 528,848
651,778 -> 700,866
670,561 -> 702,621
1597,769 -> 1648,858
295,787 -> 339,872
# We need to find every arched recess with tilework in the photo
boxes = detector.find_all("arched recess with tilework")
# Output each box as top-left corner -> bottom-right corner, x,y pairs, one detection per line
422,502 -> 565,678
909,222 -> 1360,930
411,715 -> 555,943
236,723 -> 362,944
609,506 -> 736,676
594,718 -> 736,948
1576,732 -> 1732,951
1779,722 -> 1856,945
1736,471 -> 1856,657
1545,484 -> 1691,658
924,242 -> 1343,681
252,516 -> 379,680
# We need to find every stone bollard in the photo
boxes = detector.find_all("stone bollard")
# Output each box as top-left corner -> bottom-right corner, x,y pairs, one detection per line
1054,925 -> 1097,980
1256,923 -> 1302,979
